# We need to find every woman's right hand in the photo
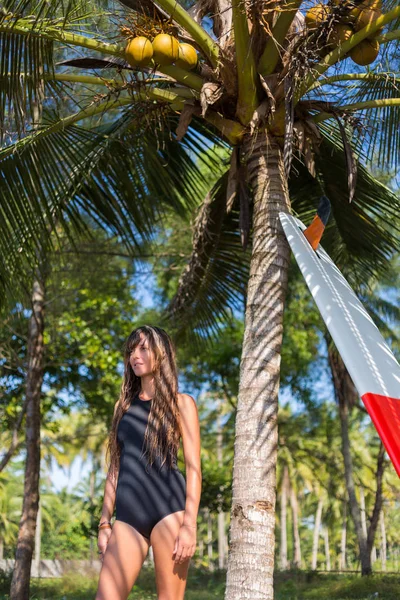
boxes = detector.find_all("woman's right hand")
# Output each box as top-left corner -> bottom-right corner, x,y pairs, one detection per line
98,527 -> 113,562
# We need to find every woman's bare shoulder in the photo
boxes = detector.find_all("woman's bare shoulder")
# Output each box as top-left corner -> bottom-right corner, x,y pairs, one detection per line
177,392 -> 196,404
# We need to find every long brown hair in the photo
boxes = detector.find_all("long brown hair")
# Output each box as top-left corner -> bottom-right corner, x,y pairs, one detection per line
105,325 -> 182,483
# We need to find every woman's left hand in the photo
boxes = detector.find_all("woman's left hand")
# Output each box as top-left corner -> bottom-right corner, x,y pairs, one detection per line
173,524 -> 197,564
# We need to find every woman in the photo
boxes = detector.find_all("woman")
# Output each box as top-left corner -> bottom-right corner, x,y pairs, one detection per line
95,325 -> 202,600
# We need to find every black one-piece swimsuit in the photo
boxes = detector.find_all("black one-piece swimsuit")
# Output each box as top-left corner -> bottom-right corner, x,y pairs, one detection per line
115,393 -> 186,540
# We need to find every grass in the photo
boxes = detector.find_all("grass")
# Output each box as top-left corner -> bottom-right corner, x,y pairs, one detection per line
274,570 -> 400,599
1,565 -> 399,599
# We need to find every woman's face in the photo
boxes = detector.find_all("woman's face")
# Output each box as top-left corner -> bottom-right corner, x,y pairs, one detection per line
130,332 -> 154,376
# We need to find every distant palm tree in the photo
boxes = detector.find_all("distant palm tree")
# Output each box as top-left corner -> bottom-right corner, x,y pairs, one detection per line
1,1 -> 400,598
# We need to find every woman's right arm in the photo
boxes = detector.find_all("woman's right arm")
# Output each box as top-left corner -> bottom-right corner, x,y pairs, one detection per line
100,400 -> 120,523
97,402 -> 120,560
98,469 -> 118,560
100,468 -> 119,523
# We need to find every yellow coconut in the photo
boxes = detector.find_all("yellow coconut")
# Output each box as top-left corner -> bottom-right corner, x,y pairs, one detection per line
152,34 -> 179,66
350,38 -> 380,65
305,3 -> 330,30
125,36 -> 153,67
354,5 -> 384,39
358,0 -> 382,9
354,7 -> 382,29
175,43 -> 198,70
328,23 -> 354,45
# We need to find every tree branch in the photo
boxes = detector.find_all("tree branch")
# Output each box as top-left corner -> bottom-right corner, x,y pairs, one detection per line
308,72 -> 399,91
312,98 -> 400,123
258,1 -> 303,77
232,0 -> 258,125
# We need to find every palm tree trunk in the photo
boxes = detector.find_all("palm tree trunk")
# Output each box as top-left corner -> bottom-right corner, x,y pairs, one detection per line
311,499 -> 323,570
340,499 -> 347,571
207,508 -> 214,571
360,486 -> 368,538
216,398 -> 226,569
10,265 -> 47,600
327,345 -> 371,575
366,441 -> 385,561
225,131 -> 291,600
289,485 -> 302,568
380,510 -> 387,571
32,500 -> 42,577
280,465 -> 289,570
323,527 -> 331,571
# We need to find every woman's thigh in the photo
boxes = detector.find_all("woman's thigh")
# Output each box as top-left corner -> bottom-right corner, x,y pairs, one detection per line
150,510 -> 191,600
95,520 -> 150,600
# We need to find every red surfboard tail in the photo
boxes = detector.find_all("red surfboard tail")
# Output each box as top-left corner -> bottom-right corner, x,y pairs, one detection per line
362,392 -> 400,477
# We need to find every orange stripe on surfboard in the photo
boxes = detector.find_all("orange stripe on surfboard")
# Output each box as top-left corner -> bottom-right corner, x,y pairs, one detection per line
303,195 -> 331,250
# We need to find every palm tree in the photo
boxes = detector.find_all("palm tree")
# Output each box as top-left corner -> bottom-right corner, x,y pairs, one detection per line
2,1 -> 400,598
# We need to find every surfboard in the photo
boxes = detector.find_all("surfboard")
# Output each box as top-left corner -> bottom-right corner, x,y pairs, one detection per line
279,210 -> 400,477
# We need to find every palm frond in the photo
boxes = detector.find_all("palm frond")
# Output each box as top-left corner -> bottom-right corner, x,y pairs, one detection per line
115,0 -> 167,19
162,165 -> 252,352
307,67 -> 400,171
2,0 -> 94,23
362,296 -> 400,340
56,56 -> 133,70
0,1 -> 119,137
0,105 -> 221,308
289,132 -> 400,290
341,70 -> 400,170
0,31 -> 54,141
162,126 -> 400,349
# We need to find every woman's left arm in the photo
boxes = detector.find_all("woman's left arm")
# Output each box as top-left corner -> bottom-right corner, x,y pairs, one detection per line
173,393 -> 202,564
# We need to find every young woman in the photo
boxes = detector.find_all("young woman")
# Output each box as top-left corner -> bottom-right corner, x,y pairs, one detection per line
95,325 -> 201,600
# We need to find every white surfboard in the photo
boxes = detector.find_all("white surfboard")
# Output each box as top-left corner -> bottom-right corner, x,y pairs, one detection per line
279,211 -> 400,477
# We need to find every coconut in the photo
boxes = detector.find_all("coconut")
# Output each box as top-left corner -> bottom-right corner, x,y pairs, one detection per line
350,38 -> 380,65
354,7 -> 383,29
175,43 -> 198,70
328,23 -> 354,46
305,3 -> 330,30
125,36 -> 153,67
152,34 -> 179,66
359,0 -> 382,9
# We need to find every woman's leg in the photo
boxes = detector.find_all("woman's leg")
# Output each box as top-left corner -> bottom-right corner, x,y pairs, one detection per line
95,520 -> 150,600
150,510 -> 191,600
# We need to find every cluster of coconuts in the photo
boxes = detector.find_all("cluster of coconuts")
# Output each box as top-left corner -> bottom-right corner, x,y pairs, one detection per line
305,0 -> 384,66
125,34 -> 198,70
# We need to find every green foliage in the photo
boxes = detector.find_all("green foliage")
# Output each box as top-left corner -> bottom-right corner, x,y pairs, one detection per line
0,223 -> 140,423
275,571 -> 400,600
8,568 -> 400,599
199,461 -> 232,512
